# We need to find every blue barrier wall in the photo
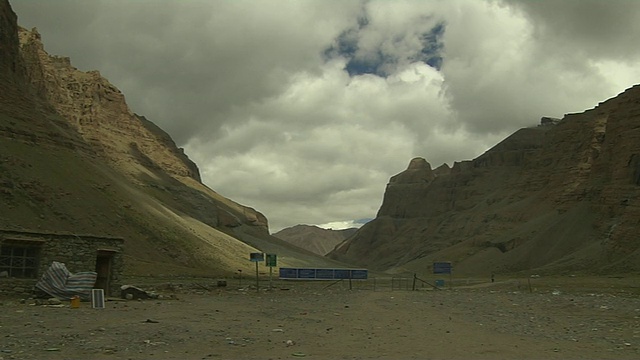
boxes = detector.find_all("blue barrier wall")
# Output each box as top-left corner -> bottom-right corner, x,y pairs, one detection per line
279,267 -> 368,280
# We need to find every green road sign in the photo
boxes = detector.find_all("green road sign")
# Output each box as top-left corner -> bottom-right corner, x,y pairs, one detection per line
265,253 -> 277,267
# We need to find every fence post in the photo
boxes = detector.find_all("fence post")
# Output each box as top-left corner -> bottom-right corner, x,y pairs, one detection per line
412,273 -> 417,291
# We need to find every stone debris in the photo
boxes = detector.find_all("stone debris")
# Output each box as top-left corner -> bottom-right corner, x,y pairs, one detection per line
285,339 -> 295,346
47,298 -> 62,305
120,285 -> 159,300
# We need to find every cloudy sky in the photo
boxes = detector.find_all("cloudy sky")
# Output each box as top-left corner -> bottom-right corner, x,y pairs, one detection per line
12,0 -> 640,232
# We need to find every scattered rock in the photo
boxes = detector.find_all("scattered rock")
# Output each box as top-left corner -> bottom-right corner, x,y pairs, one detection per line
285,340 -> 295,346
47,298 -> 62,305
121,285 -> 157,300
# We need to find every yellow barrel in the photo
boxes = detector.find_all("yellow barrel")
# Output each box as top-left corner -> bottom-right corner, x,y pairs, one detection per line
70,296 -> 80,308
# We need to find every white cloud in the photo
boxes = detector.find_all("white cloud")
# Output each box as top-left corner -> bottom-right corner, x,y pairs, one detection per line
316,220 -> 365,231
12,0 -> 640,233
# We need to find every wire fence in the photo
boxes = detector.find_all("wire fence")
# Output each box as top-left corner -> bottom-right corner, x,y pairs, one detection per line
280,274 -> 444,292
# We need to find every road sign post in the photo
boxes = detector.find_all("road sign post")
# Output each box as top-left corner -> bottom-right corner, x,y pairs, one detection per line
249,252 -> 264,291
265,254 -> 277,290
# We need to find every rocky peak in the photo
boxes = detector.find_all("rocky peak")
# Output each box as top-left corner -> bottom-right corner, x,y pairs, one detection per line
407,157 -> 429,170
17,26 -> 201,182
540,116 -> 560,126
389,157 -> 436,184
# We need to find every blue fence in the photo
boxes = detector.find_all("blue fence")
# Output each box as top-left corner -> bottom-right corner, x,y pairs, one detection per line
279,267 -> 368,280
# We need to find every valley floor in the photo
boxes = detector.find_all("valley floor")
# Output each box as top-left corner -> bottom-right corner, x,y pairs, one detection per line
0,276 -> 639,360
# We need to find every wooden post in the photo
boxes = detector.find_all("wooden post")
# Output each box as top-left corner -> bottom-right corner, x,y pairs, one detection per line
412,273 -> 417,291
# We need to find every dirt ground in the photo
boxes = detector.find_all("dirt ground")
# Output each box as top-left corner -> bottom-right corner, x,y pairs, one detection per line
0,276 -> 639,360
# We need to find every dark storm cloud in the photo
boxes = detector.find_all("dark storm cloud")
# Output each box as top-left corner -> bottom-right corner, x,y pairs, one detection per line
504,0 -> 640,60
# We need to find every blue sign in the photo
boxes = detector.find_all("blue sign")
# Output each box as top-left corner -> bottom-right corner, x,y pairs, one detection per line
334,269 -> 351,279
279,267 -> 368,280
250,252 -> 264,262
298,269 -> 317,279
316,269 -> 334,279
279,268 -> 298,278
433,262 -> 452,274
350,270 -> 368,279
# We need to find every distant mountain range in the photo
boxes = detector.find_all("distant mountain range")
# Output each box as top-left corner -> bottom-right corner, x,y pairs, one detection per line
273,225 -> 357,256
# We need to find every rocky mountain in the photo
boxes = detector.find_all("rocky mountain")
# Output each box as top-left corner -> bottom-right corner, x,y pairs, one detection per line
0,0 -> 345,277
330,85 -> 640,276
273,225 -> 357,256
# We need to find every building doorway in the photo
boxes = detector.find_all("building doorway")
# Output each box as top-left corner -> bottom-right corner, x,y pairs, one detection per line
95,250 -> 115,296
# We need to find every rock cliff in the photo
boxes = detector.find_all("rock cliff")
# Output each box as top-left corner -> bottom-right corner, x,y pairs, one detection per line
330,85 -> 640,275
18,27 -> 201,182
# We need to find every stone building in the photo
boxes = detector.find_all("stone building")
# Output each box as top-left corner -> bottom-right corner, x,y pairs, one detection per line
0,229 -> 124,297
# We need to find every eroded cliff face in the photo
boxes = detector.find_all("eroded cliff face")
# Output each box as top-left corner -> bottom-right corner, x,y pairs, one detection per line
0,1 -> 91,152
331,85 -> 640,275
18,27 -> 200,182
14,26 -> 269,232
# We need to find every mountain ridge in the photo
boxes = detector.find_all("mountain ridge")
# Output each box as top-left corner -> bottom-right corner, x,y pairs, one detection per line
329,85 -> 640,275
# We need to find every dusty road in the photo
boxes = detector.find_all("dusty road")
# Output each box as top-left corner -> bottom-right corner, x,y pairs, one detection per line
0,277 -> 639,359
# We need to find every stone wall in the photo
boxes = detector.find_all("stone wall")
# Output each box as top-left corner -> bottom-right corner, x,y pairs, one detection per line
0,229 -> 124,297
0,278 -> 35,298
